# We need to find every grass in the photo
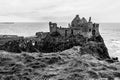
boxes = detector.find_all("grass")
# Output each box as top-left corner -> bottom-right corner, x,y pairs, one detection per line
0,46 -> 120,80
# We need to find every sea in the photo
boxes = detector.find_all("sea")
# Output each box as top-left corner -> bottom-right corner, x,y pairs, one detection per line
0,22 -> 120,60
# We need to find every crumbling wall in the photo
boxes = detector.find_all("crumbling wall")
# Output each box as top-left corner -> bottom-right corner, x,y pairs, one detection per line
56,27 -> 83,37
71,15 -> 81,27
49,22 -> 57,33
49,15 -> 100,38
56,28 -> 71,37
92,23 -> 100,36
36,32 -> 48,39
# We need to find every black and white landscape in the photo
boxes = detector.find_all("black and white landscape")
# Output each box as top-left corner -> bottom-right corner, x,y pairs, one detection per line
0,0 -> 120,80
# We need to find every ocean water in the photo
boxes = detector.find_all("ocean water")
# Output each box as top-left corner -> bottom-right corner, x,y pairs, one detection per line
100,23 -> 120,60
0,22 -> 120,60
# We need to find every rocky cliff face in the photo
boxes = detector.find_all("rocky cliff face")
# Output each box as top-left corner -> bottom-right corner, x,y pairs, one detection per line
0,31 -> 111,60
0,31 -> 119,79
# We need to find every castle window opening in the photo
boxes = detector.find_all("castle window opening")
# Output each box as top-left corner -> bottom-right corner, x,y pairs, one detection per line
71,29 -> 73,35
92,30 -> 96,35
89,29 -> 91,32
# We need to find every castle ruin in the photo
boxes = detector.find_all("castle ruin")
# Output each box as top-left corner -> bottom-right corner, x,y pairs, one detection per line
36,15 -> 100,38
49,15 -> 100,38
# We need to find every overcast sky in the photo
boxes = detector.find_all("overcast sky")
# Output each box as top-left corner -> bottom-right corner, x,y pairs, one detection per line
0,0 -> 119,22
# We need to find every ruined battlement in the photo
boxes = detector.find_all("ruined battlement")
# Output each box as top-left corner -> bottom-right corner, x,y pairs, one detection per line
49,15 -> 100,38
35,15 -> 100,39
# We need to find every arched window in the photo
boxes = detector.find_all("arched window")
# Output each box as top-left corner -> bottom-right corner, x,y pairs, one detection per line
71,29 -> 73,35
92,30 -> 96,35
89,29 -> 91,32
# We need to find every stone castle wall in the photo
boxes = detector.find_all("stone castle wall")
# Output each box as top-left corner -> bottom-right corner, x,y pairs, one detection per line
36,15 -> 100,39
56,27 -> 83,37
49,21 -> 100,38
93,23 -> 100,36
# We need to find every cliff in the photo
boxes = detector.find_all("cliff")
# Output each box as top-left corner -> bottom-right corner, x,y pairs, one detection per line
0,31 -> 111,60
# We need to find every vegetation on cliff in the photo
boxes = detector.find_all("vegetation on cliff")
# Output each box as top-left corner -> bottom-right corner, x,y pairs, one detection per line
0,47 -> 119,80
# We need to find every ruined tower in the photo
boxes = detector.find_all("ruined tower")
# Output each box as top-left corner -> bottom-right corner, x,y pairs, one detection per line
71,15 -> 81,27
48,15 -> 100,38
49,22 -> 57,33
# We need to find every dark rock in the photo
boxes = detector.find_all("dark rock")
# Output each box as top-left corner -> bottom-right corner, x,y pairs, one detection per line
0,29 -> 111,61
3,40 -> 21,53
88,35 -> 104,42
81,42 -> 110,60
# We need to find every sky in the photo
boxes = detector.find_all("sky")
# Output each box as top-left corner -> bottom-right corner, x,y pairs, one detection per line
0,0 -> 119,22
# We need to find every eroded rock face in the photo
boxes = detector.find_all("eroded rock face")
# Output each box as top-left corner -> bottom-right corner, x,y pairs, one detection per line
1,40 -> 21,53
0,33 -> 111,60
81,41 -> 110,60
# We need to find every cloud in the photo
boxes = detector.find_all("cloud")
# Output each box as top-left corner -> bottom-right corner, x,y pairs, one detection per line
0,16 -> 37,22
0,0 -> 119,22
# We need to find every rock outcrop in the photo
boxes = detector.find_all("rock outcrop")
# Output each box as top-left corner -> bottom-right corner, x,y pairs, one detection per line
0,32 -> 111,61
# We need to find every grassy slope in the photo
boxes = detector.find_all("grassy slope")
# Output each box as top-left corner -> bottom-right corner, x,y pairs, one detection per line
0,46 -> 120,80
